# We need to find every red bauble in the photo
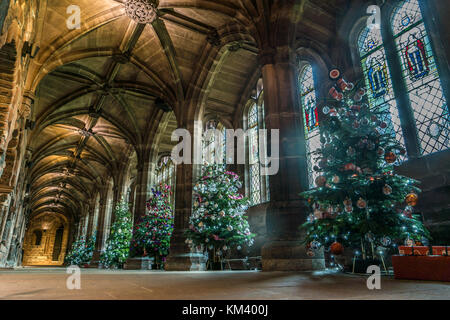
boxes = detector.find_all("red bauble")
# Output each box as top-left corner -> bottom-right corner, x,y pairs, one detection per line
330,242 -> 344,255
315,176 -> 327,187
384,152 -> 397,163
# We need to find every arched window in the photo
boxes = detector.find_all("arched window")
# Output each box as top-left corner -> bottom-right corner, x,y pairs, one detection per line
248,103 -> 262,205
245,81 -> 270,206
299,64 -> 321,188
391,0 -> 449,155
155,155 -> 176,205
202,119 -> 226,165
357,25 -> 405,147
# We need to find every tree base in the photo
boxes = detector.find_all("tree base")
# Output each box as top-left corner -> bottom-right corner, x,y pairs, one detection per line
262,240 -> 325,271
123,257 -> 153,270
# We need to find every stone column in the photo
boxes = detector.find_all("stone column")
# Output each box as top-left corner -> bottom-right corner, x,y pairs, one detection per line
259,46 -> 324,271
91,199 -> 106,266
86,204 -> 95,237
132,160 -> 151,224
165,122 -> 206,271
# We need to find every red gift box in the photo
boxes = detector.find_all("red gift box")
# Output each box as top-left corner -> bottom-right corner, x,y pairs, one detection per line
398,246 -> 429,256
432,246 -> 449,256
392,255 -> 450,282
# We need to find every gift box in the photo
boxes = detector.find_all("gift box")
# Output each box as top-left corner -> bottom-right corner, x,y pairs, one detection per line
398,246 -> 429,256
432,246 -> 448,256
392,255 -> 450,282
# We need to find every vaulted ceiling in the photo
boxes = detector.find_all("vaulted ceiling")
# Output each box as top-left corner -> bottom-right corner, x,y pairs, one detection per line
25,0 -> 348,221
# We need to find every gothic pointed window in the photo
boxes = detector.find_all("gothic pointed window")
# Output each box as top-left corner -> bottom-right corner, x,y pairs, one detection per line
357,24 -> 405,149
248,103 -> 261,205
299,64 -> 321,188
391,0 -> 449,155
203,120 -> 226,166
245,83 -> 269,206
156,155 -> 176,205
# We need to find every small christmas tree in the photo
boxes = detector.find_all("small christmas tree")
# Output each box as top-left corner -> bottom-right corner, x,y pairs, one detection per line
300,70 -> 430,262
131,184 -> 174,268
100,201 -> 133,269
185,165 -> 255,269
65,234 -> 96,266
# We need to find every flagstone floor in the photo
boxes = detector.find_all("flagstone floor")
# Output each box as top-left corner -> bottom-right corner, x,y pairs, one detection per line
0,268 -> 449,300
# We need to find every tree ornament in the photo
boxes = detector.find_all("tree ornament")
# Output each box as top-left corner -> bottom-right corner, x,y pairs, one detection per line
337,78 -> 350,91
379,122 -> 387,129
361,118 -> 369,126
377,147 -> 385,156
357,197 -> 367,209
405,192 -> 418,206
346,147 -> 356,157
382,184 -> 393,195
352,120 -> 360,129
344,163 -> 356,171
313,210 -> 323,220
365,232 -> 375,243
345,205 -> 353,213
329,68 -> 341,80
332,175 -> 340,184
354,93 -> 362,102
329,87 -> 343,101
381,236 -> 392,247
329,108 -> 338,116
343,197 -> 352,206
306,249 -> 315,257
330,242 -> 344,255
384,151 -> 397,163
310,240 -> 320,250
315,175 -> 327,187
322,106 -> 331,115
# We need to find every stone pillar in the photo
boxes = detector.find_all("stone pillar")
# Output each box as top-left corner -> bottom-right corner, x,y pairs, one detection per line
91,199 -> 106,266
259,46 -> 324,271
86,204 -> 95,237
132,160 -> 151,223
165,123 -> 206,271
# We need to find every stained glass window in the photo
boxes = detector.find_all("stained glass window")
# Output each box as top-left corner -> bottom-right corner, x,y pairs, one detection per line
299,64 -> 321,188
156,155 -> 175,205
357,26 -> 405,151
248,103 -> 261,205
391,0 -> 449,155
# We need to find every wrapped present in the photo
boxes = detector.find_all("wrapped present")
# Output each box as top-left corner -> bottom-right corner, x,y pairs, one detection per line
432,246 -> 448,256
398,246 -> 429,256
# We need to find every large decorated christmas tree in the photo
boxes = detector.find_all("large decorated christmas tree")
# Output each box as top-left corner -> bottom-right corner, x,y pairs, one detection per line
131,184 -> 174,268
301,70 -> 430,261
100,201 -> 133,269
64,234 -> 96,266
185,165 -> 255,269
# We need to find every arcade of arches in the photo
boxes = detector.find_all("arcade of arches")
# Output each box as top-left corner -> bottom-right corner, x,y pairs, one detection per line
0,0 -> 449,272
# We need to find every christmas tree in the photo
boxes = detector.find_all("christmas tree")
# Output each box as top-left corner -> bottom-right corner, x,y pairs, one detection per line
64,234 -> 96,266
100,201 -> 133,269
300,70 -> 430,260
185,165 -> 255,268
131,184 -> 174,268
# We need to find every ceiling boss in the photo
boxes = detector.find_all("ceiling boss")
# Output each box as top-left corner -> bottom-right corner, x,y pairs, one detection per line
124,0 -> 159,24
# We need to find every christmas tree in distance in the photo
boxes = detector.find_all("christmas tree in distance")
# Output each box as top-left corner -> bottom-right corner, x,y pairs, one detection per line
100,201 -> 133,269
185,165 -> 255,269
131,184 -> 174,268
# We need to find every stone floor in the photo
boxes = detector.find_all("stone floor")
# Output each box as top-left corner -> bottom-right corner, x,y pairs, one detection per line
0,268 -> 449,300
